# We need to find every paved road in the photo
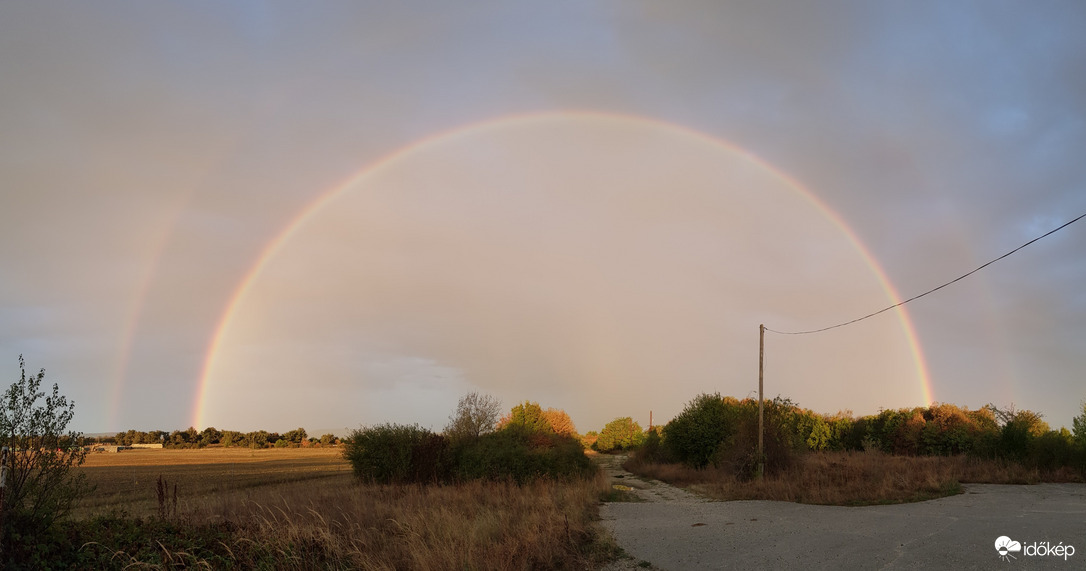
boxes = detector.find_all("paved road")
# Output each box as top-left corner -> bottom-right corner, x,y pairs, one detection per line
598,456 -> 1086,570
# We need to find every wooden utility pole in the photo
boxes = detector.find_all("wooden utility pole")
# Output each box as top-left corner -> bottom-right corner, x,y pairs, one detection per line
758,324 -> 765,479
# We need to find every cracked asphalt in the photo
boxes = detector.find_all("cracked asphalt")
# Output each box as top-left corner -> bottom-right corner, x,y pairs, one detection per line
597,455 -> 1086,570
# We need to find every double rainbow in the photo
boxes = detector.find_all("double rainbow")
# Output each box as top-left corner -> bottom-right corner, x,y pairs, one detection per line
191,111 -> 933,429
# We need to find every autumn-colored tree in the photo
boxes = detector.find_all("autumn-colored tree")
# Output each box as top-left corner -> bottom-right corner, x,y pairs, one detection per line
497,401 -> 553,434
542,408 -> 577,437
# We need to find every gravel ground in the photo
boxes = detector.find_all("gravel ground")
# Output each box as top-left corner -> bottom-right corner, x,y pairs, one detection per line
597,455 -> 1086,570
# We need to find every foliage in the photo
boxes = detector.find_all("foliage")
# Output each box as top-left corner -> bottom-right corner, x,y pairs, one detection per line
1074,402 -> 1086,448
594,417 -> 645,452
342,423 -> 446,484
0,356 -> 90,547
542,407 -> 578,437
444,391 -> 502,441
221,430 -> 240,447
200,426 -> 222,447
663,393 -> 734,468
497,401 -> 554,434
635,427 -> 673,463
342,420 -> 595,485
452,425 -> 594,482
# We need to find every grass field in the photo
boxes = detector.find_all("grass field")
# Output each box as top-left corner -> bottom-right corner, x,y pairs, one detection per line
53,447 -> 618,569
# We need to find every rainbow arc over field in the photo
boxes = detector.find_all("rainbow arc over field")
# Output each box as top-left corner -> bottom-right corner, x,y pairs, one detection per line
192,110 -> 933,429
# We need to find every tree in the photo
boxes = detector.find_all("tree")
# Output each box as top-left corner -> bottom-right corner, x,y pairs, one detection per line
283,427 -> 307,445
221,430 -> 241,447
320,433 -> 337,446
542,408 -> 577,437
1072,401 -> 1086,448
445,392 -> 502,441
199,426 -> 222,447
595,417 -> 645,452
1,356 -> 90,540
497,401 -> 554,434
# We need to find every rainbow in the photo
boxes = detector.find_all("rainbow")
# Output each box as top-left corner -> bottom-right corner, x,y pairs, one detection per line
192,110 -> 933,428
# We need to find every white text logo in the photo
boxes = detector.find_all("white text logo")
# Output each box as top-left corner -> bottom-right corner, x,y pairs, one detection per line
995,536 -> 1075,562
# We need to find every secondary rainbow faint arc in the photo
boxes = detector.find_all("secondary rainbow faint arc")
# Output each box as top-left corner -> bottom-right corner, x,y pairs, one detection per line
192,110 -> 933,429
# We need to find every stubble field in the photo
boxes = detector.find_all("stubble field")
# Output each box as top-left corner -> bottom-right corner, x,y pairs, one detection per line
61,447 -> 616,569
73,447 -> 352,519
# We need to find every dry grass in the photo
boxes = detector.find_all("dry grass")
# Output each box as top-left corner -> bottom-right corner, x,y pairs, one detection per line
73,447 -> 350,518
181,471 -> 617,569
625,450 -> 1084,505
66,448 -> 619,569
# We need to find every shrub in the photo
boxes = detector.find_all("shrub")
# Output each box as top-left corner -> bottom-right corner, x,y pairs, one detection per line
663,393 -> 734,468
343,423 -> 450,484
721,397 -> 803,478
451,425 -> 593,483
1,357 -> 90,548
635,427 -> 673,463
1028,429 -> 1075,471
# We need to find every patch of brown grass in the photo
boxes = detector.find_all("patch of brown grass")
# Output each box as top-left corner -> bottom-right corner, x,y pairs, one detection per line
178,471 -> 618,569
69,448 -> 620,569
625,451 -> 1082,505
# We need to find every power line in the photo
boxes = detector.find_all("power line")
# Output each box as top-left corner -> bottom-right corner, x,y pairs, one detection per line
766,211 -> 1086,335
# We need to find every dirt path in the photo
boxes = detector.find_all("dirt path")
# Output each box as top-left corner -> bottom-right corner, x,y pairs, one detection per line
597,455 -> 1086,570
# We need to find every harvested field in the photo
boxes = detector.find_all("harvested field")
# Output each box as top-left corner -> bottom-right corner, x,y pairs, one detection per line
47,448 -> 617,569
73,447 -> 351,518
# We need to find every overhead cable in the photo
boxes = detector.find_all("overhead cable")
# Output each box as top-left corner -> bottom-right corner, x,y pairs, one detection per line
766,211 -> 1086,335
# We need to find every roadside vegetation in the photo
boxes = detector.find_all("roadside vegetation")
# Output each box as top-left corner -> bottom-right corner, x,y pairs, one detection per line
622,393 -> 1086,505
6,353 -> 1085,568
2,373 -> 618,569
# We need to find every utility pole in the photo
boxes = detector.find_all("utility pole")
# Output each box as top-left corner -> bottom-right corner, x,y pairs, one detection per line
758,324 -> 765,479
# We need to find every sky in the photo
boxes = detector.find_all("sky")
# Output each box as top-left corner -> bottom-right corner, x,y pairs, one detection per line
1,1 -> 1083,435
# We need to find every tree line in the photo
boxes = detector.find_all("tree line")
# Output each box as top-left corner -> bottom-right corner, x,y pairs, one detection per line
102,427 -> 339,449
641,393 -> 1086,477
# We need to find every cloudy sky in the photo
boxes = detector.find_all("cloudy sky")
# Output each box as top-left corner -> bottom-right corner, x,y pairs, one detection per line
2,1 -> 1083,435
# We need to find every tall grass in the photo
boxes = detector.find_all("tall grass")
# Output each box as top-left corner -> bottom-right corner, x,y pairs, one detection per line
40,470 -> 619,569
181,472 -> 617,569
625,450 -> 1083,505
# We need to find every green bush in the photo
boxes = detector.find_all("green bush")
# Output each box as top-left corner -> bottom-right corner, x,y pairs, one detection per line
1026,429 -> 1076,471
663,393 -> 734,468
635,427 -> 673,463
452,425 -> 593,483
342,423 -> 449,484
720,397 -> 803,478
